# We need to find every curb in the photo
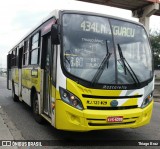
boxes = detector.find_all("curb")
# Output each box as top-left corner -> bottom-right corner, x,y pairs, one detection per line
155,83 -> 160,86
154,99 -> 160,103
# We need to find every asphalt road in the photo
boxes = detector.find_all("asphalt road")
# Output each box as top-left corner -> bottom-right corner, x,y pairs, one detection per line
0,76 -> 160,148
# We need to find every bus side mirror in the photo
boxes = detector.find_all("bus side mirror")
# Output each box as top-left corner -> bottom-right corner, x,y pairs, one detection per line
51,24 -> 60,45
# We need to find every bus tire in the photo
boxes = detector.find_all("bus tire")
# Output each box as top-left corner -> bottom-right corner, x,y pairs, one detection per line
33,93 -> 44,124
12,82 -> 19,102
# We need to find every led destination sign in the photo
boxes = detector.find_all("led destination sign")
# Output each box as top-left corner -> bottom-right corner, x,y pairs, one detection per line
80,21 -> 135,37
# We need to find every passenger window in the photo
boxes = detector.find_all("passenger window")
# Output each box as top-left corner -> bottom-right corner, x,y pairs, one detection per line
11,48 -> 18,67
23,40 -> 29,66
30,32 -> 40,64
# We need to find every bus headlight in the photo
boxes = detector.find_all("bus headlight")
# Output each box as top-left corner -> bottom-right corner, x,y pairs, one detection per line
141,92 -> 153,108
59,87 -> 84,110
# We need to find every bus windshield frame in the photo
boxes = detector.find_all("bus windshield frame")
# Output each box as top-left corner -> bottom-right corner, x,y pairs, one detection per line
60,11 -> 153,90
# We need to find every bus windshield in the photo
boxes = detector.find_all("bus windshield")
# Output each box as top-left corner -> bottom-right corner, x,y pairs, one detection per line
62,13 -> 152,85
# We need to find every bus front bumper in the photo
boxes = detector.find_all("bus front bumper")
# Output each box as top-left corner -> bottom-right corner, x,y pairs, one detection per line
55,100 -> 153,131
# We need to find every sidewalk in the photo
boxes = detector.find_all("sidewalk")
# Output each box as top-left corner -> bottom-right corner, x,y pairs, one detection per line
0,106 -> 24,149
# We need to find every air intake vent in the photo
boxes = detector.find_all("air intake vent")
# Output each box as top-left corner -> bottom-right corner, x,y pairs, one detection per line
87,105 -> 138,110
82,94 -> 142,99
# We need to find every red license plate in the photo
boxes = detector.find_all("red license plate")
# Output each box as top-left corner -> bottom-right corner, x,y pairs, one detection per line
107,116 -> 123,122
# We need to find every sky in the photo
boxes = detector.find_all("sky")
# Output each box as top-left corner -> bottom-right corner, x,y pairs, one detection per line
0,0 -> 160,68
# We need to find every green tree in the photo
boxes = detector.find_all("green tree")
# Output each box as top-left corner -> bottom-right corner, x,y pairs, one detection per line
150,31 -> 160,69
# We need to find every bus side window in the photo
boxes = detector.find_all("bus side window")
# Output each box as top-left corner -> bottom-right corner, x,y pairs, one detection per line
23,40 -> 29,66
30,32 -> 40,65
11,48 -> 17,67
11,51 -> 14,67
16,47 -> 19,67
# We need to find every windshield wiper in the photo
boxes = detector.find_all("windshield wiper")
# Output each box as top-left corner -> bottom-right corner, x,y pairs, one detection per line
117,44 -> 140,85
91,41 -> 112,86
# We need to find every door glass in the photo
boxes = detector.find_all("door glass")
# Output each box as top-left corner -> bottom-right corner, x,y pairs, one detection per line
44,35 -> 51,116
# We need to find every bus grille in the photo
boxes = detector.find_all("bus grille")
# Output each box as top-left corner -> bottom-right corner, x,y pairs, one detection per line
87,105 -> 138,110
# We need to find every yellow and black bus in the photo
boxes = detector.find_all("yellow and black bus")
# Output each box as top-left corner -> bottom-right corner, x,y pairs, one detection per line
7,10 -> 154,131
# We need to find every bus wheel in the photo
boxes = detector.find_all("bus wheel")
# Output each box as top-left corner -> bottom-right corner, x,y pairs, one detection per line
33,93 -> 44,124
12,82 -> 19,102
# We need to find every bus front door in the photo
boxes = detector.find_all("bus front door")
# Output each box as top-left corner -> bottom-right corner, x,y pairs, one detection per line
43,34 -> 52,117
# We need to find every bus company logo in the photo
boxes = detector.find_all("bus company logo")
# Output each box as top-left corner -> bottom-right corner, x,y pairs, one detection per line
103,85 -> 127,90
110,100 -> 118,107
